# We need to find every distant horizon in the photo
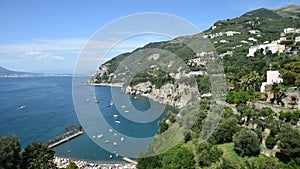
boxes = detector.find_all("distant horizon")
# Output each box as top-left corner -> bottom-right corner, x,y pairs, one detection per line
0,1 -> 299,74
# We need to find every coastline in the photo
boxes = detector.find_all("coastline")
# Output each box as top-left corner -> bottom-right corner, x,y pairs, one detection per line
53,156 -> 136,169
87,82 -> 124,87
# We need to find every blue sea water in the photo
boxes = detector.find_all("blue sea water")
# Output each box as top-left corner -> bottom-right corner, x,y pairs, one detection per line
0,76 -> 173,162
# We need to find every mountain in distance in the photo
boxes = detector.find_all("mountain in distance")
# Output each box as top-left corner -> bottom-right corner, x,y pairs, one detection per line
0,66 -> 28,75
0,66 -> 76,77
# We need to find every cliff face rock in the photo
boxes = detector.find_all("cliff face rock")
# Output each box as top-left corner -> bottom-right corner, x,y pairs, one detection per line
124,81 -> 198,108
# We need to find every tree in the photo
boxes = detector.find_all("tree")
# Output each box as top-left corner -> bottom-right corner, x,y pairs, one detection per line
20,142 -> 57,169
157,118 -> 169,134
137,155 -> 162,169
216,157 -> 239,169
233,129 -> 260,157
0,136 -> 20,169
210,117 -> 239,144
195,142 -> 223,167
161,145 -> 195,169
266,135 -> 277,149
277,124 -> 300,165
250,156 -> 280,169
266,83 -> 287,105
65,162 -> 79,169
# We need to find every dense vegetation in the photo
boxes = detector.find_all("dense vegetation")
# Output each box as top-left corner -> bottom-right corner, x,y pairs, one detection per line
0,136 -> 79,169
0,136 -> 56,169
137,5 -> 300,169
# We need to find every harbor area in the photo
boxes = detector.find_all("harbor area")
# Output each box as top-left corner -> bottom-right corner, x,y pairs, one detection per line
44,125 -> 83,148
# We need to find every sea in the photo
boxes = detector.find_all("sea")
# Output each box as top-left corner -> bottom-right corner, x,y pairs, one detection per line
0,76 -> 174,162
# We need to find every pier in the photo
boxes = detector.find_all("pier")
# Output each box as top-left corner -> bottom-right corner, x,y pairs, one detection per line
44,125 -> 83,148
122,157 -> 137,165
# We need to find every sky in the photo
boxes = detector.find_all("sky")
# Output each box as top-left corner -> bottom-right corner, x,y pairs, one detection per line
0,0 -> 299,74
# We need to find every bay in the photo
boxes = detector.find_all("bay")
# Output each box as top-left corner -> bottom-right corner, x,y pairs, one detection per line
0,76 -> 173,162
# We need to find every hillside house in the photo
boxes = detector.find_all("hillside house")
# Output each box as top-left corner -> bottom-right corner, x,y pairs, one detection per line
225,31 -> 241,36
260,70 -> 283,92
247,41 -> 285,57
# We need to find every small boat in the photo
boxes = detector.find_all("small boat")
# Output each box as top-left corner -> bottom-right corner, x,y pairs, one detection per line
121,105 -> 126,108
109,102 -> 114,106
113,142 -> 117,146
94,100 -> 99,103
114,133 -> 117,136
115,120 -> 121,124
18,105 -> 26,110
124,110 -> 129,113
97,134 -> 103,138
93,135 -> 96,139
109,155 -> 113,159
116,153 -> 119,157
121,137 -> 125,142
109,129 -> 113,133
86,99 -> 90,102
106,104 -> 110,107
134,96 -> 138,99
105,140 -> 109,143
113,114 -> 118,118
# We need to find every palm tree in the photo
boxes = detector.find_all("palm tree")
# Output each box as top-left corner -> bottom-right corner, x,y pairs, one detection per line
249,71 -> 260,91
266,82 -> 287,105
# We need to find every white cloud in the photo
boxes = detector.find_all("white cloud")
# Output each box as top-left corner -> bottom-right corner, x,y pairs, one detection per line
0,35 -> 171,73
23,51 -> 64,61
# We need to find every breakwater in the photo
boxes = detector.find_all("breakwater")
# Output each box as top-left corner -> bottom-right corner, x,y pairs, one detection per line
44,125 -> 83,148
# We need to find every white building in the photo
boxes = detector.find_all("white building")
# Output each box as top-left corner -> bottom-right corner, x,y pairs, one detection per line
225,31 -> 241,36
295,36 -> 300,43
284,28 -> 296,34
220,40 -> 228,43
260,70 -> 283,92
247,41 -> 285,57
248,37 -> 258,42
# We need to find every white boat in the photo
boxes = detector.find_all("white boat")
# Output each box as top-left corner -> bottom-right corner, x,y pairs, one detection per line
109,155 -> 113,159
124,110 -> 129,113
18,105 -> 26,110
113,114 -> 118,118
105,140 -> 109,143
116,153 -> 119,157
121,137 -> 125,142
109,102 -> 114,106
121,105 -> 126,108
109,129 -> 113,133
113,142 -> 117,146
94,100 -> 99,103
114,133 -> 117,136
86,99 -> 90,102
93,135 -> 96,139
115,120 -> 121,124
97,134 -> 103,138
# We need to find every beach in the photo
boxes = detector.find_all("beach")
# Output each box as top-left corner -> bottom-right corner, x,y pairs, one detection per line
54,156 -> 136,169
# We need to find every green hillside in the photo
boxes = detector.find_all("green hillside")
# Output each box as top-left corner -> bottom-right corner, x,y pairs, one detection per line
91,5 -> 300,169
275,4 -> 300,18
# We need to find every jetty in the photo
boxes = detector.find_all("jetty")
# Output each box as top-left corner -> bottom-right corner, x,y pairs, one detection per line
44,125 -> 83,148
122,157 -> 137,165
